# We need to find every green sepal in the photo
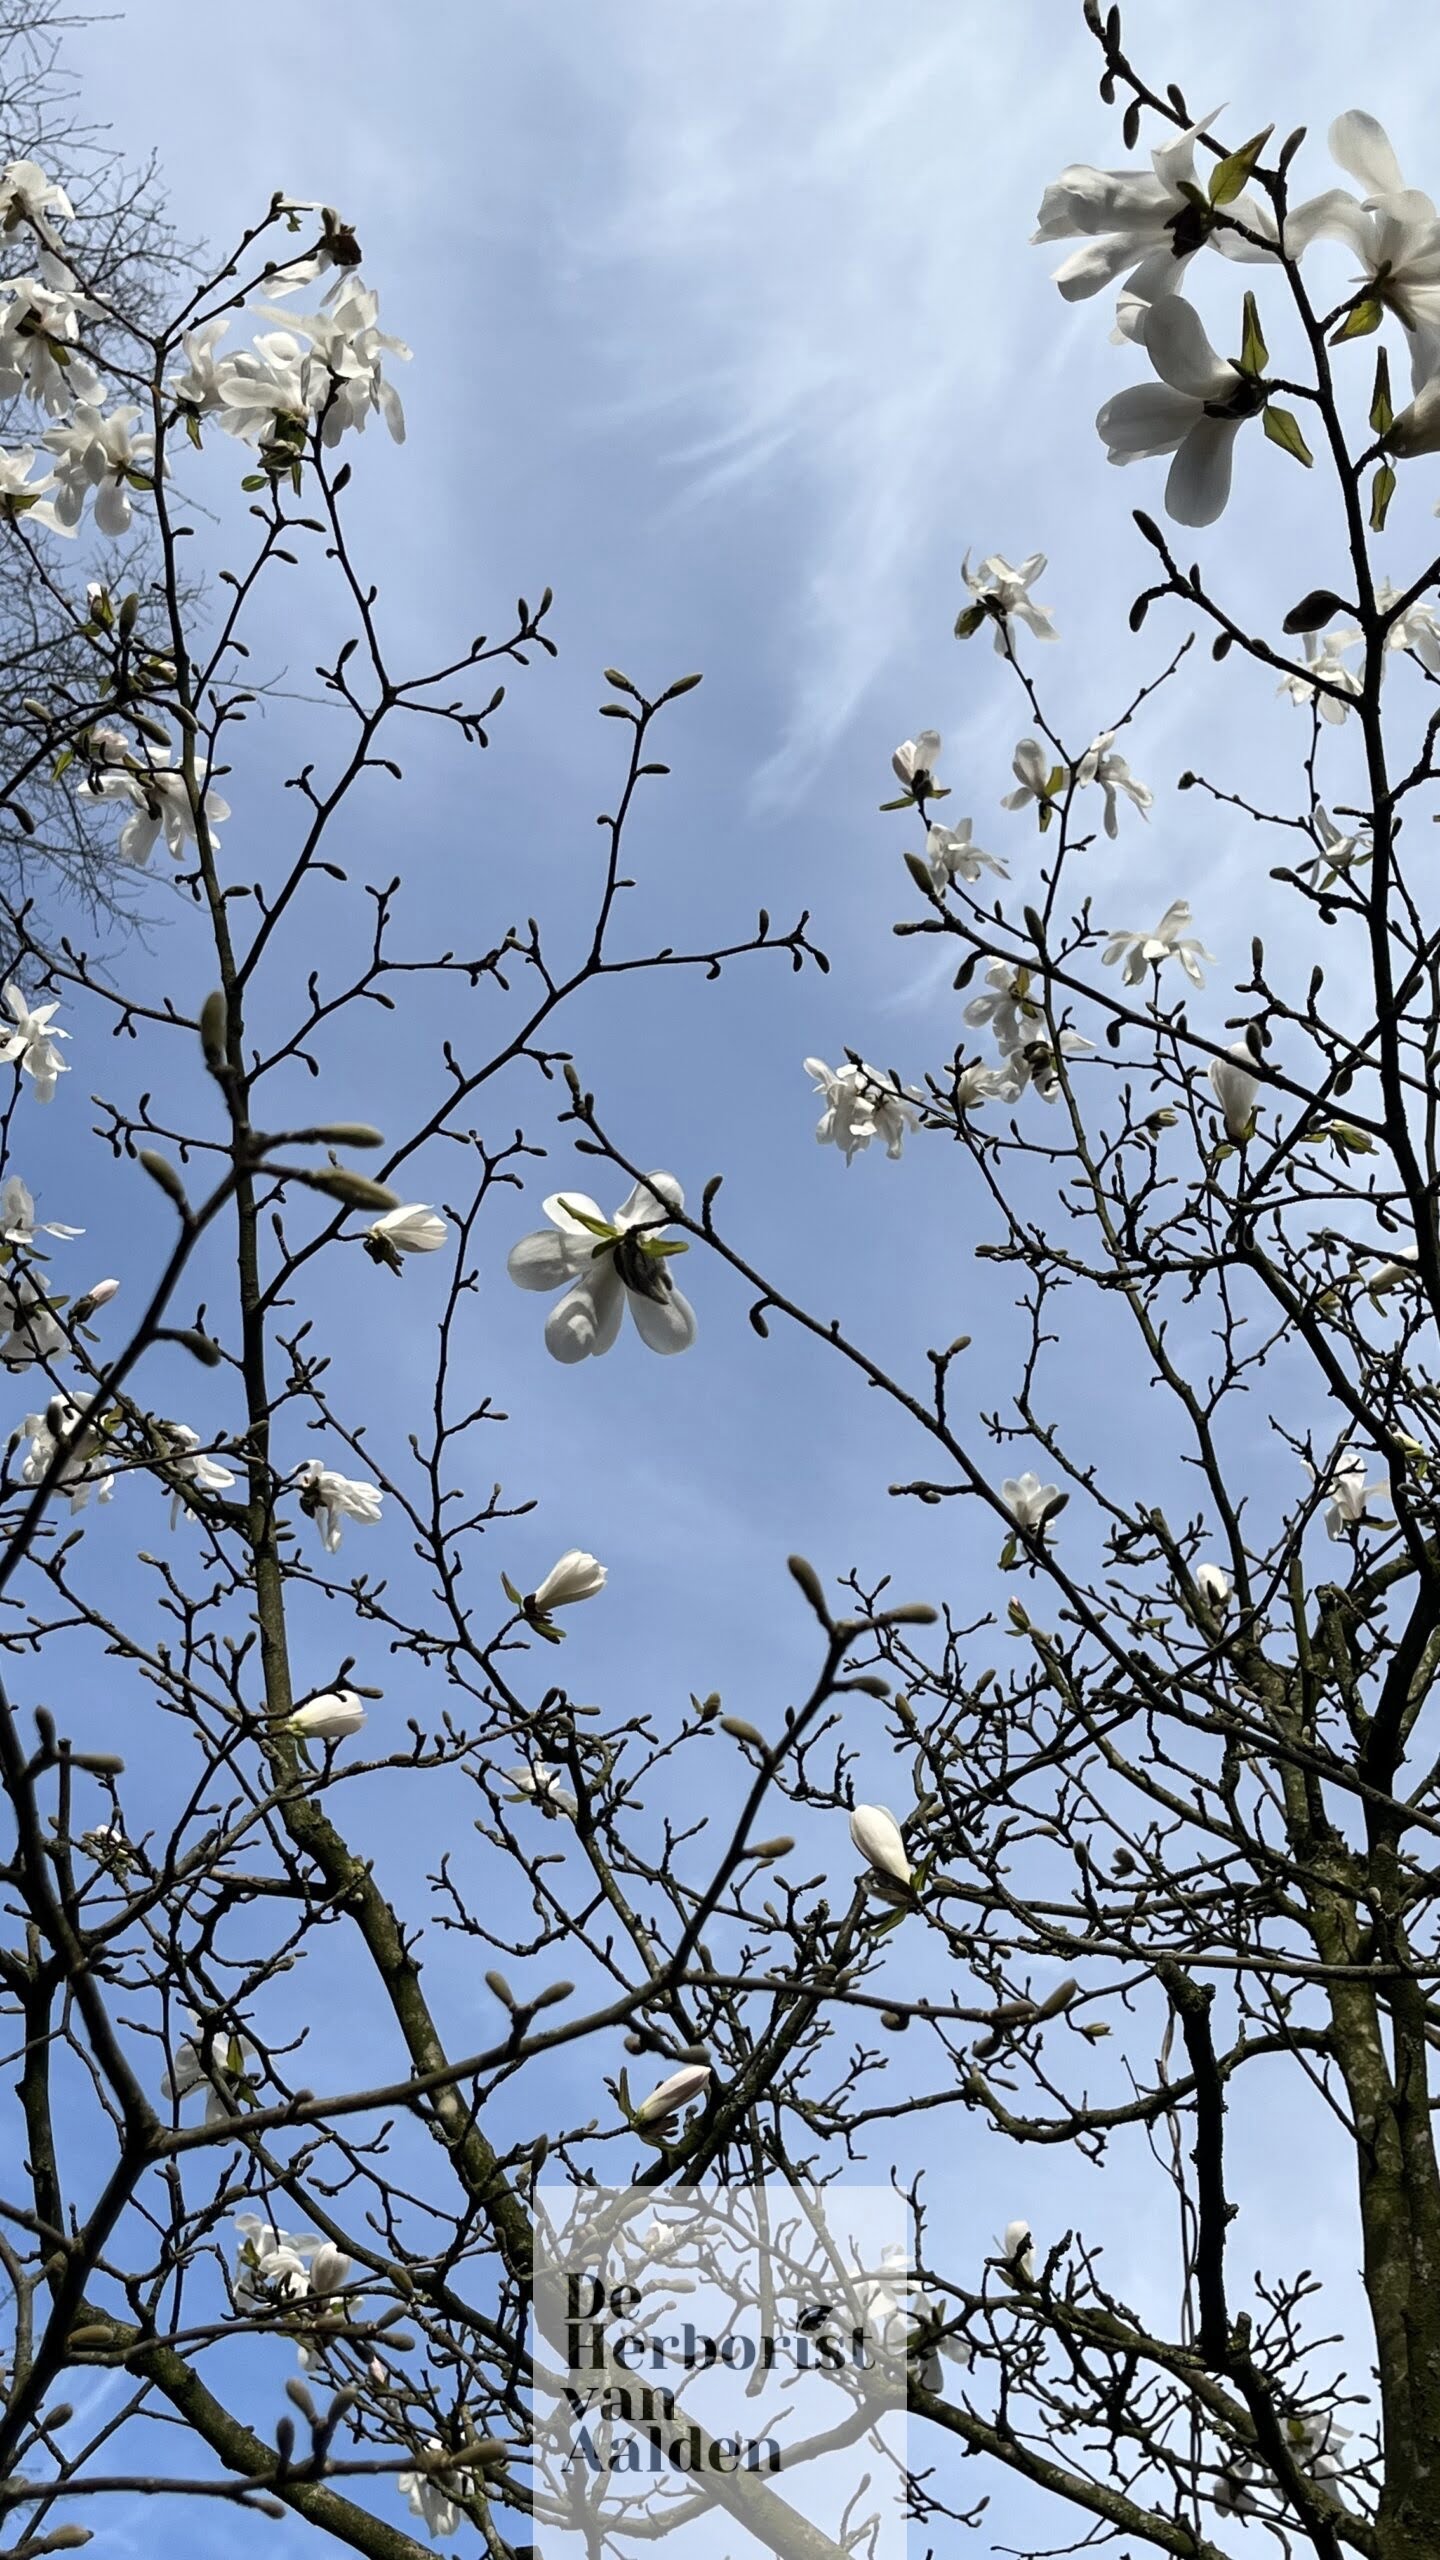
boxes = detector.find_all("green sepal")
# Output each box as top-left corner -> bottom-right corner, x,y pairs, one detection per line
1331,297 -> 1382,344
1263,404 -> 1313,467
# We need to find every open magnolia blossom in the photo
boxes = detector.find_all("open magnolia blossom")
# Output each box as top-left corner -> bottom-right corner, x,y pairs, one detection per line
397,2442 -> 472,2543
1075,730 -> 1152,835
296,1458 -> 384,1552
0,156 -> 74,234
1032,115 -> 1276,325
288,1690 -> 367,1742
0,256 -> 102,414
1102,898 -> 1213,987
806,1056 -> 919,1163
1320,112 -> 1440,366
505,1761 -> 577,1817
891,729 -> 942,797
0,983 -> 68,1099
1299,802 -> 1371,888
76,746 -> 230,864
507,1173 -> 697,1363
257,275 -> 409,444
1375,578 -> 1440,670
159,2021 -> 259,2123
849,1802 -> 912,1885
0,1174 -> 81,1243
19,1395 -> 111,1510
924,817 -> 1007,888
963,959 -> 1090,1103
634,2062 -> 713,2126
1196,1561 -> 1233,1608
528,1548 -> 607,1613
1368,1244 -> 1419,1295
363,1202 -> 448,1269
1277,626 -> 1363,722
41,402 -> 154,536
1096,296 -> 1258,528
1208,1042 -> 1260,1141
0,1271 -> 64,1369
159,1422 -> 236,1527
959,550 -> 1058,649
999,2220 -> 1037,2284
233,2216 -> 327,2311
1320,1449 -> 1391,1539
1000,737 -> 1055,815
0,445 -> 66,530
1001,1471 -> 1062,1532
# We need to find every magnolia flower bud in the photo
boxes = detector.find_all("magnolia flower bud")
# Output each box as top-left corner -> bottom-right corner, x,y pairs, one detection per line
288,1690 -> 367,1742
529,1550 -> 607,1614
634,2062 -> 712,2126
1208,1044 -> 1260,1143
1195,1561 -> 1231,1608
849,1803 -> 912,1886
1001,2220 -> 1036,2283
83,1276 -> 120,1308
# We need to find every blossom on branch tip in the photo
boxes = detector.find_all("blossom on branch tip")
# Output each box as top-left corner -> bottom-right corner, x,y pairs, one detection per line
1298,804 -> 1370,889
634,2063 -> 712,2126
1000,738 -> 1056,816
18,1395 -> 111,1509
1277,627 -> 1362,723
890,730 -> 943,800
1001,1472 -> 1063,1534
233,2216 -> 324,2311
1207,1044 -> 1260,1143
297,1459 -> 383,1552
0,1175 -> 81,1243
364,1203 -> 448,1270
849,1802 -> 911,1886
1075,730 -> 1152,835
923,818 -> 1007,888
288,1690 -> 367,1742
1376,579 -> 1440,671
1195,1562 -> 1232,1608
1102,899 -> 1212,987
1095,297 -> 1260,528
999,2220 -> 1036,2283
0,983 -> 68,1099
159,1422 -> 236,1527
1319,1449 -> 1391,1539
507,1174 -> 697,1364
505,1762 -> 577,1817
42,404 -> 154,537
0,159 -> 74,237
0,255 -> 103,411
0,1273 -> 64,1368
160,2020 -> 259,2123
76,748 -> 230,866
0,445 -> 65,531
805,1057 -> 919,1163
1032,116 -> 1276,328
397,2442 -> 472,2542
959,551 -> 1057,650
528,1549 -> 607,1613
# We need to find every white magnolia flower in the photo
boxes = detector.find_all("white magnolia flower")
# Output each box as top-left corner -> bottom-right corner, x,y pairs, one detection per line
364,1203 -> 447,1270
924,818 -> 1007,888
0,1175 -> 81,1242
999,2220 -> 1037,2283
1032,117 -> 1274,322
77,748 -> 230,865
1000,737 -> 1054,814
1195,1561 -> 1232,1608
634,2063 -> 712,2126
217,326 -> 316,445
1321,1449 -> 1391,1539
529,1548 -> 607,1613
1278,627 -> 1363,723
1320,113 -> 1440,365
960,551 -> 1058,649
310,2241 -> 352,2297
1208,1044 -> 1260,1142
849,1802 -> 911,1886
233,2215 -> 325,2312
0,255 -> 103,411
0,158 -> 74,237
0,1271 -> 65,1368
1214,2460 -> 1261,2517
19,1395 -> 110,1509
160,2020 -> 259,2123
1001,1472 -> 1062,1532
1376,578 -> 1440,672
397,2442 -> 472,2543
297,1459 -> 383,1552
1103,899 -> 1213,988
0,983 -> 68,1099
159,1421 -> 236,1527
891,730 -> 942,796
0,444 -> 65,531
1368,1244 -> 1419,1296
964,960 -> 1088,1102
954,1060 -> 1019,1110
288,1689 -> 367,1742
260,274 -> 409,444
507,1173 -> 696,1364
805,1057 -> 919,1164
1075,730 -> 1153,835
505,1761 -> 577,1817
1096,296 -> 1257,527
1299,803 -> 1370,890
42,405 -> 155,537
167,317 -> 233,416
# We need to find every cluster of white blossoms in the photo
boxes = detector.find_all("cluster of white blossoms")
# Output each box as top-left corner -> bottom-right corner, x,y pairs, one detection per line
963,958 -> 1092,1105
806,1056 -> 920,1162
1037,107 -> 1440,523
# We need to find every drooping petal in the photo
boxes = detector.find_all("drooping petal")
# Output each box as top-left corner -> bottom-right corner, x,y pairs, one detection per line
1165,416 -> 1240,527
1096,382 -> 1198,461
507,1227 -> 586,1292
544,1264 -> 625,1363
627,1280 -> 697,1355
1329,110 -> 1405,201
1141,296 -> 1232,399
1050,233 -> 1144,300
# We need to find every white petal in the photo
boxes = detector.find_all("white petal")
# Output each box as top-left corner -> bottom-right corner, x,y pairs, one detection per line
544,1265 -> 625,1363
613,1171 -> 684,1230
1329,110 -> 1405,200
1096,382 -> 1198,460
627,1280 -> 697,1355
507,1228 -> 584,1292
1165,416 -> 1239,527
541,1188 -> 607,1237
1142,296 -> 1231,398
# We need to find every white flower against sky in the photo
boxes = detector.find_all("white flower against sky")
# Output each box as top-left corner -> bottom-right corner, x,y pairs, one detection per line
167,317 -> 232,416
77,748 -> 230,865
0,1176 -> 81,1243
1000,737 -> 1054,815
1208,1043 -> 1260,1142
217,327 -> 316,443
0,983 -> 68,1100
363,1203 -> 447,1270
999,2220 -> 1037,2283
159,1422 -> 235,1527
1320,1449 -> 1391,1539
529,1549 -> 607,1613
1277,627 -> 1363,723
42,404 -> 154,536
1095,297 -> 1257,527
506,1761 -> 577,1817
160,2020 -> 259,2123
924,818 -> 1007,889
1298,804 -> 1371,890
1319,113 -> 1440,370
288,1690 -> 367,1742
1196,1561 -> 1232,1608
964,958 -> 1032,1053
260,274 -> 409,444
1001,1472 -> 1062,1532
1075,730 -> 1153,835
19,1395 -> 111,1510
233,2215 -> 324,2312
397,2442 -> 472,2543
0,1272 -> 65,1369
0,445 -> 65,532
849,1802 -> 911,1886
805,1056 -> 919,1163
960,550 -> 1058,649
507,1173 -> 696,1364
1376,578 -> 1440,672
297,1458 -> 383,1552
1368,1244 -> 1419,1296
954,1060 -> 1019,1110
1103,899 -> 1213,987
1032,116 -> 1271,320
634,2063 -> 712,2126
0,158 -> 74,237
891,730 -> 942,796
0,255 -> 103,411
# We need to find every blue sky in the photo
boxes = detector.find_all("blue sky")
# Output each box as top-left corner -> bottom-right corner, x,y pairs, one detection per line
13,2 -> 1440,2551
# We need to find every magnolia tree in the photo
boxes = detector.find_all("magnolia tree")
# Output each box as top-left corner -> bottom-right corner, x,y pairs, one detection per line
4,4 -> 1440,2558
